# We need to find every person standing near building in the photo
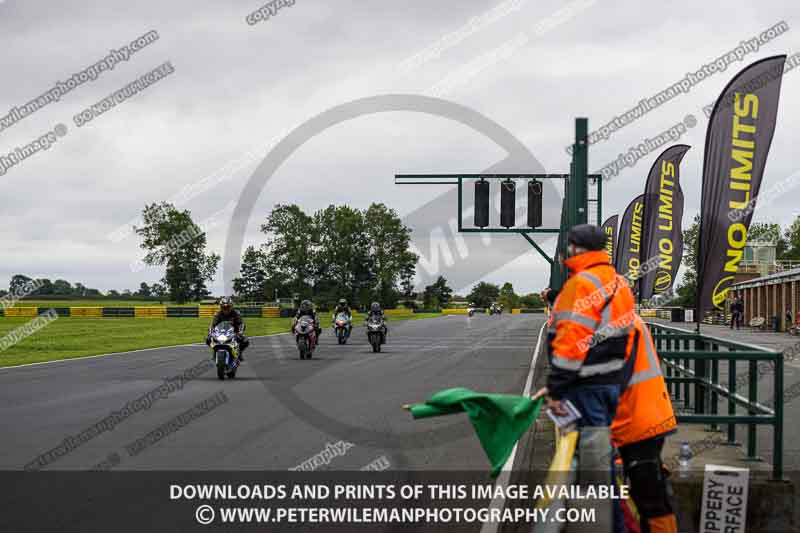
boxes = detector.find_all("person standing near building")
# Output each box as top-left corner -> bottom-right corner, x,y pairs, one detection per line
738,296 -> 744,328
730,294 -> 743,330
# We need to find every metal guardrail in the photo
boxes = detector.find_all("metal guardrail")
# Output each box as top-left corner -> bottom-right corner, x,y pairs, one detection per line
647,321 -> 784,479
0,306 -> 282,319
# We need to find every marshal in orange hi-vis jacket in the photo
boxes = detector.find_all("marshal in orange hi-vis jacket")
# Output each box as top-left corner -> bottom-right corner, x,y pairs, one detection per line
547,249 -> 636,400
612,315 -> 677,447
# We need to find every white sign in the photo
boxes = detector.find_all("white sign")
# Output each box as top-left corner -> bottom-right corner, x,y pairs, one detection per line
698,464 -> 749,533
685,309 -> 694,323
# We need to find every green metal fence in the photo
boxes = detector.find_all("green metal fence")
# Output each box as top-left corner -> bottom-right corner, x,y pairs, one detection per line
647,321 -> 784,479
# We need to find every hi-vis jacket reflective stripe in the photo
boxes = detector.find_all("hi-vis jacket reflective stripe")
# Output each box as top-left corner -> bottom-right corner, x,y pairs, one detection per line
611,316 -> 677,448
547,250 -> 636,399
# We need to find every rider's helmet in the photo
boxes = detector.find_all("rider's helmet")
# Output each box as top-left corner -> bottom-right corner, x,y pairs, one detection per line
219,296 -> 233,313
300,299 -> 313,313
338,298 -> 348,307
370,302 -> 381,313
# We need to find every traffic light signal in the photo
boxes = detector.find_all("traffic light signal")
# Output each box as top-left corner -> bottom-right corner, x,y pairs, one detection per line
527,179 -> 542,228
500,179 -> 516,228
474,179 -> 489,228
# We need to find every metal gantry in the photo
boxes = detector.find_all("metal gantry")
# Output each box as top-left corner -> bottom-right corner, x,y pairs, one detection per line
394,118 -> 601,290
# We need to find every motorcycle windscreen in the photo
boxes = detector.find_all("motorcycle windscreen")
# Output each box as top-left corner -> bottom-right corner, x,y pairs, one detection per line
212,321 -> 235,338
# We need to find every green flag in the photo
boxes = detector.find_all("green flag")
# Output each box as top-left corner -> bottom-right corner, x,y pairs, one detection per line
408,387 -> 544,477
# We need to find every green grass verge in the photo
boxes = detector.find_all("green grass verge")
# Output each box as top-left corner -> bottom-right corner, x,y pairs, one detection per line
16,300 -> 214,307
0,313 -> 442,368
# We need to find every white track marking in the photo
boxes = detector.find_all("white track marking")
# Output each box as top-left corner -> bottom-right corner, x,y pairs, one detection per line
479,319 -> 547,533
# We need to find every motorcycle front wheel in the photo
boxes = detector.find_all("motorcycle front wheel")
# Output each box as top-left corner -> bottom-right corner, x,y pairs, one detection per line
215,351 -> 226,380
298,337 -> 308,359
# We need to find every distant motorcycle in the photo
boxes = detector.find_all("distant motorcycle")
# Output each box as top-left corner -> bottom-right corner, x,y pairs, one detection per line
468,308 -> 475,317
294,315 -> 318,359
209,321 -> 240,380
366,315 -> 386,353
333,312 -> 352,345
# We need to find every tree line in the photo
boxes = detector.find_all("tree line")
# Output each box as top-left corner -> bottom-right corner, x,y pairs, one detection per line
419,276 -> 545,310
1,274 -> 162,300
233,203 -> 418,309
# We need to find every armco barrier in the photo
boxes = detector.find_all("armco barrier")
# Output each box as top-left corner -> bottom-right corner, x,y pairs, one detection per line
102,307 -> 134,318
0,305 -> 440,320
40,307 -> 70,317
4,307 -> 38,317
134,306 -> 167,318
384,309 -> 413,316
166,307 -> 199,318
442,308 -> 468,315
69,307 -> 103,318
199,305 -> 217,318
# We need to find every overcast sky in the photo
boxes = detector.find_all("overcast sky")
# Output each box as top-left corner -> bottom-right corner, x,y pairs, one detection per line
0,0 -> 798,296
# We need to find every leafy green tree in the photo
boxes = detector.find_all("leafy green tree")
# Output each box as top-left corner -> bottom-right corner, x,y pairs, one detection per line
9,274 -> 33,295
520,293 -> 545,308
501,287 -> 516,307
423,276 -> 453,309
364,203 -> 418,309
314,205 -> 374,307
261,204 -> 317,301
747,222 -> 782,243
467,281 -> 500,308
781,217 -> 800,260
135,202 -> 220,303
137,282 -> 152,297
497,282 -> 520,309
72,281 -> 88,296
53,279 -> 72,295
34,278 -> 53,295
151,283 -> 167,301
673,214 -> 700,307
233,246 -> 268,301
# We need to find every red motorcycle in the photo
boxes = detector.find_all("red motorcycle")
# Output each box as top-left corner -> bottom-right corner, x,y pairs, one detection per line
294,315 -> 317,359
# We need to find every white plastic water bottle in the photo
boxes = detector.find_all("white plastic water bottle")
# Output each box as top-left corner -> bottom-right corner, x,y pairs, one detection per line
678,442 -> 692,476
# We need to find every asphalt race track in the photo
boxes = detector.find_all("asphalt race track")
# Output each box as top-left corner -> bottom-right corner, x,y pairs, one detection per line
0,314 -> 545,473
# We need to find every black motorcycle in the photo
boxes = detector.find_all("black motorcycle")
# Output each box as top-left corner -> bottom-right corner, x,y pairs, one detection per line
366,315 -> 386,353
